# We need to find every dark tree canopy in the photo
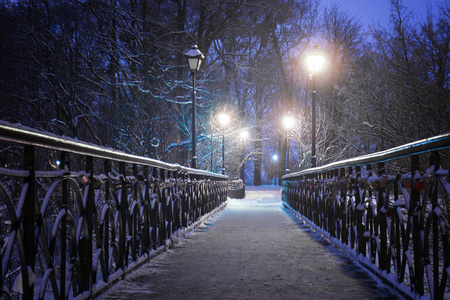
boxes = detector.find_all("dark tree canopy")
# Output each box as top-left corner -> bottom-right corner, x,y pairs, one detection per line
0,0 -> 448,183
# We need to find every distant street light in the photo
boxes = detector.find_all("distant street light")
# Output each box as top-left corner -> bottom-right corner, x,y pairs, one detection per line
185,44 -> 204,169
210,129 -> 214,172
306,44 -> 325,168
240,130 -> 249,184
272,154 -> 279,185
283,113 -> 295,174
218,112 -> 230,175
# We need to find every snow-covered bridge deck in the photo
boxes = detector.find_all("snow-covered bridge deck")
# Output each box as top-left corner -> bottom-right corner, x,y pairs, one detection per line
98,186 -> 399,299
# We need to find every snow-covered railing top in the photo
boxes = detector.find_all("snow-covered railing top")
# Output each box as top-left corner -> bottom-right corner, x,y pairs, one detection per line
283,132 -> 450,179
0,120 -> 227,179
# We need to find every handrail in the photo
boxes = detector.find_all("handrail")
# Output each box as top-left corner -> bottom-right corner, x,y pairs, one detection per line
0,121 -> 228,299
283,132 -> 450,179
0,120 -> 227,179
282,133 -> 450,300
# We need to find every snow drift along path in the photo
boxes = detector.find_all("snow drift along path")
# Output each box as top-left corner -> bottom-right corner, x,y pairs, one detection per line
98,186 -> 399,299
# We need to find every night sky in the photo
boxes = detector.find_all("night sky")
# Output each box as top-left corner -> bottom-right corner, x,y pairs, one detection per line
320,0 -> 445,29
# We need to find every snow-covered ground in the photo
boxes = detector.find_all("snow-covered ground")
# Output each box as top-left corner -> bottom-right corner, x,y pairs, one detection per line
98,185 -> 399,299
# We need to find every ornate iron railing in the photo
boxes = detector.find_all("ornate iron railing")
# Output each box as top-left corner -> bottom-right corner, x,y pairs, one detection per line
0,121 -> 228,299
282,134 -> 450,300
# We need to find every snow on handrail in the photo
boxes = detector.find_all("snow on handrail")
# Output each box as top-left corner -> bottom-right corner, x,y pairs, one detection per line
283,132 -> 450,179
0,120 -> 226,179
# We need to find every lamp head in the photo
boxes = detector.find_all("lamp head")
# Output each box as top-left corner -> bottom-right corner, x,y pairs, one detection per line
240,130 -> 249,140
185,44 -> 205,73
283,114 -> 295,130
306,44 -> 325,75
218,112 -> 230,126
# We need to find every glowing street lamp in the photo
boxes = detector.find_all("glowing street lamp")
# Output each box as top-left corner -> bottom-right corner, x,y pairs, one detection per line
283,114 -> 295,131
218,112 -> 230,175
239,130 -> 249,184
185,44 -> 204,169
218,112 -> 230,127
306,44 -> 325,168
306,48 -> 325,75
240,129 -> 249,140
283,113 -> 295,174
272,154 -> 279,185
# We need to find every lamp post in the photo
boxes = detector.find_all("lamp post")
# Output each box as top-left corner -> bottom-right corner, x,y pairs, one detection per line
185,44 -> 204,169
210,130 -> 214,172
239,130 -> 249,184
283,113 -> 295,174
272,154 -> 279,185
218,112 -> 230,175
306,44 -> 325,168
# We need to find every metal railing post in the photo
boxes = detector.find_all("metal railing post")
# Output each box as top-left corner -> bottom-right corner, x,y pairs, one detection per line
23,146 -> 36,299
377,162 -> 388,271
84,155 -> 95,292
60,151 -> 69,299
355,166 -> 365,256
347,166 -> 355,249
341,168 -> 348,245
118,161 -> 127,272
142,165 -> 150,252
411,155 -> 424,295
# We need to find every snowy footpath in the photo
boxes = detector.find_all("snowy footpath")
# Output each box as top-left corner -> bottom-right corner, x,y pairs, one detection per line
98,186 -> 399,299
